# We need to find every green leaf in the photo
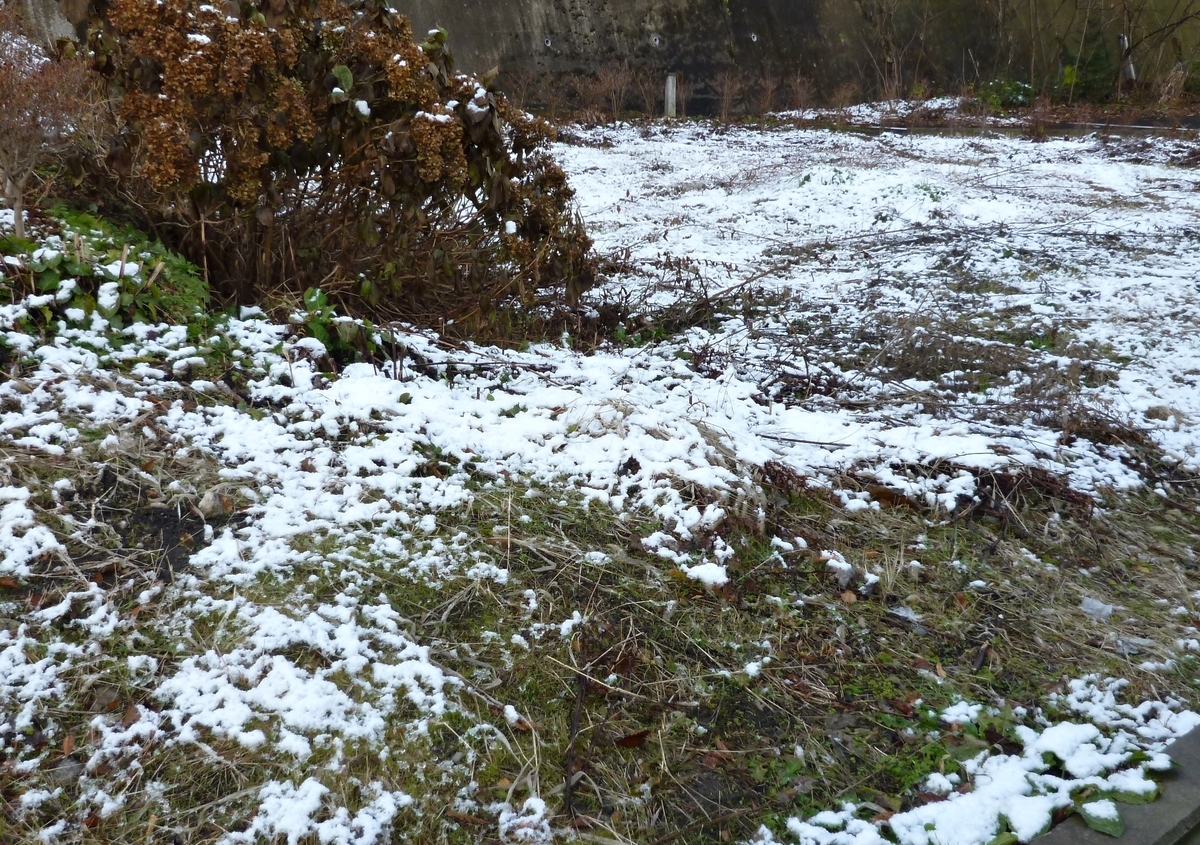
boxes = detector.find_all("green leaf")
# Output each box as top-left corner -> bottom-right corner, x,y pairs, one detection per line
335,321 -> 358,345
303,288 -> 327,312
985,834 -> 1018,845
1111,784 -> 1159,804
332,64 -> 354,92
1080,800 -> 1124,837
36,270 -> 61,292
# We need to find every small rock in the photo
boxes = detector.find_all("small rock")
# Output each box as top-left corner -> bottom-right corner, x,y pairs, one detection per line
46,755 -> 85,784
198,489 -> 231,519
1080,596 -> 1114,620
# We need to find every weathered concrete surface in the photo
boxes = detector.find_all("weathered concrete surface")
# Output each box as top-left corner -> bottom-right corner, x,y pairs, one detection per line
397,0 -> 737,77
395,0 -> 862,108
1039,727 -> 1200,845
13,0 -> 74,45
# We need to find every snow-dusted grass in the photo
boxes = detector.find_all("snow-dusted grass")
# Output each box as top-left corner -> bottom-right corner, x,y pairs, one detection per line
1,123 -> 1199,845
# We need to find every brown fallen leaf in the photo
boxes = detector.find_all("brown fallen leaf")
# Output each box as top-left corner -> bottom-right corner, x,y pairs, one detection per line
701,738 -> 735,768
0,576 -> 20,590
62,734 -> 75,756
615,729 -> 651,749
953,592 -> 970,609
445,809 -> 488,826
122,702 -> 141,729
611,652 -> 636,677
866,484 -> 915,510
935,662 -> 947,679
841,590 -> 857,604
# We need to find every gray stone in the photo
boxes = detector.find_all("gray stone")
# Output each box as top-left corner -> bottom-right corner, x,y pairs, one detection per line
1039,727 -> 1200,845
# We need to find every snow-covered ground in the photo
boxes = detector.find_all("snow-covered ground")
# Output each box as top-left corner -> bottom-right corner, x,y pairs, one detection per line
556,123 -> 1200,497
1,123 -> 1199,844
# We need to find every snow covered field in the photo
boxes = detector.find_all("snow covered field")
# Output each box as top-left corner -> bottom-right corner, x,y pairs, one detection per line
1,123 -> 1200,844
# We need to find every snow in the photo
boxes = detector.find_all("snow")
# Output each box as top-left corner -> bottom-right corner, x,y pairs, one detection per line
682,560 -> 729,587
1081,798 -> 1119,820
2,120 -> 1200,844
0,487 -> 65,576
750,678 -> 1194,845
100,260 -> 140,278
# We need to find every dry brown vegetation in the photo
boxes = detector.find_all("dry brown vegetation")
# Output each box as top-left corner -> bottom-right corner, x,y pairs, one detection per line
0,7 -> 90,240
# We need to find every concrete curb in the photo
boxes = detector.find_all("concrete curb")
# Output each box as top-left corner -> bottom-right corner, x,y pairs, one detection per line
1038,727 -> 1200,845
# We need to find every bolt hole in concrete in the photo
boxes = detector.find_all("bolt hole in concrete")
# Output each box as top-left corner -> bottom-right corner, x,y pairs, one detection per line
751,32 -> 758,41
651,34 -> 662,46
544,37 -> 551,47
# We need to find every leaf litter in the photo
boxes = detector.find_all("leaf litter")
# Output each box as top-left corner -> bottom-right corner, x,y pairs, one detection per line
0,120 -> 1199,843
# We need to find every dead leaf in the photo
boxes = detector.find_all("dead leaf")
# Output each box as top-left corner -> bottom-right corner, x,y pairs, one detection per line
615,729 -> 651,749
701,739 -> 734,768
870,810 -> 895,823
841,589 -> 857,604
611,652 -> 636,676
935,662 -> 947,679
300,457 -> 316,472
953,592 -> 969,609
866,484 -> 914,509
0,577 -> 20,590
445,809 -> 488,826
62,734 -> 75,756
122,702 -> 141,729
